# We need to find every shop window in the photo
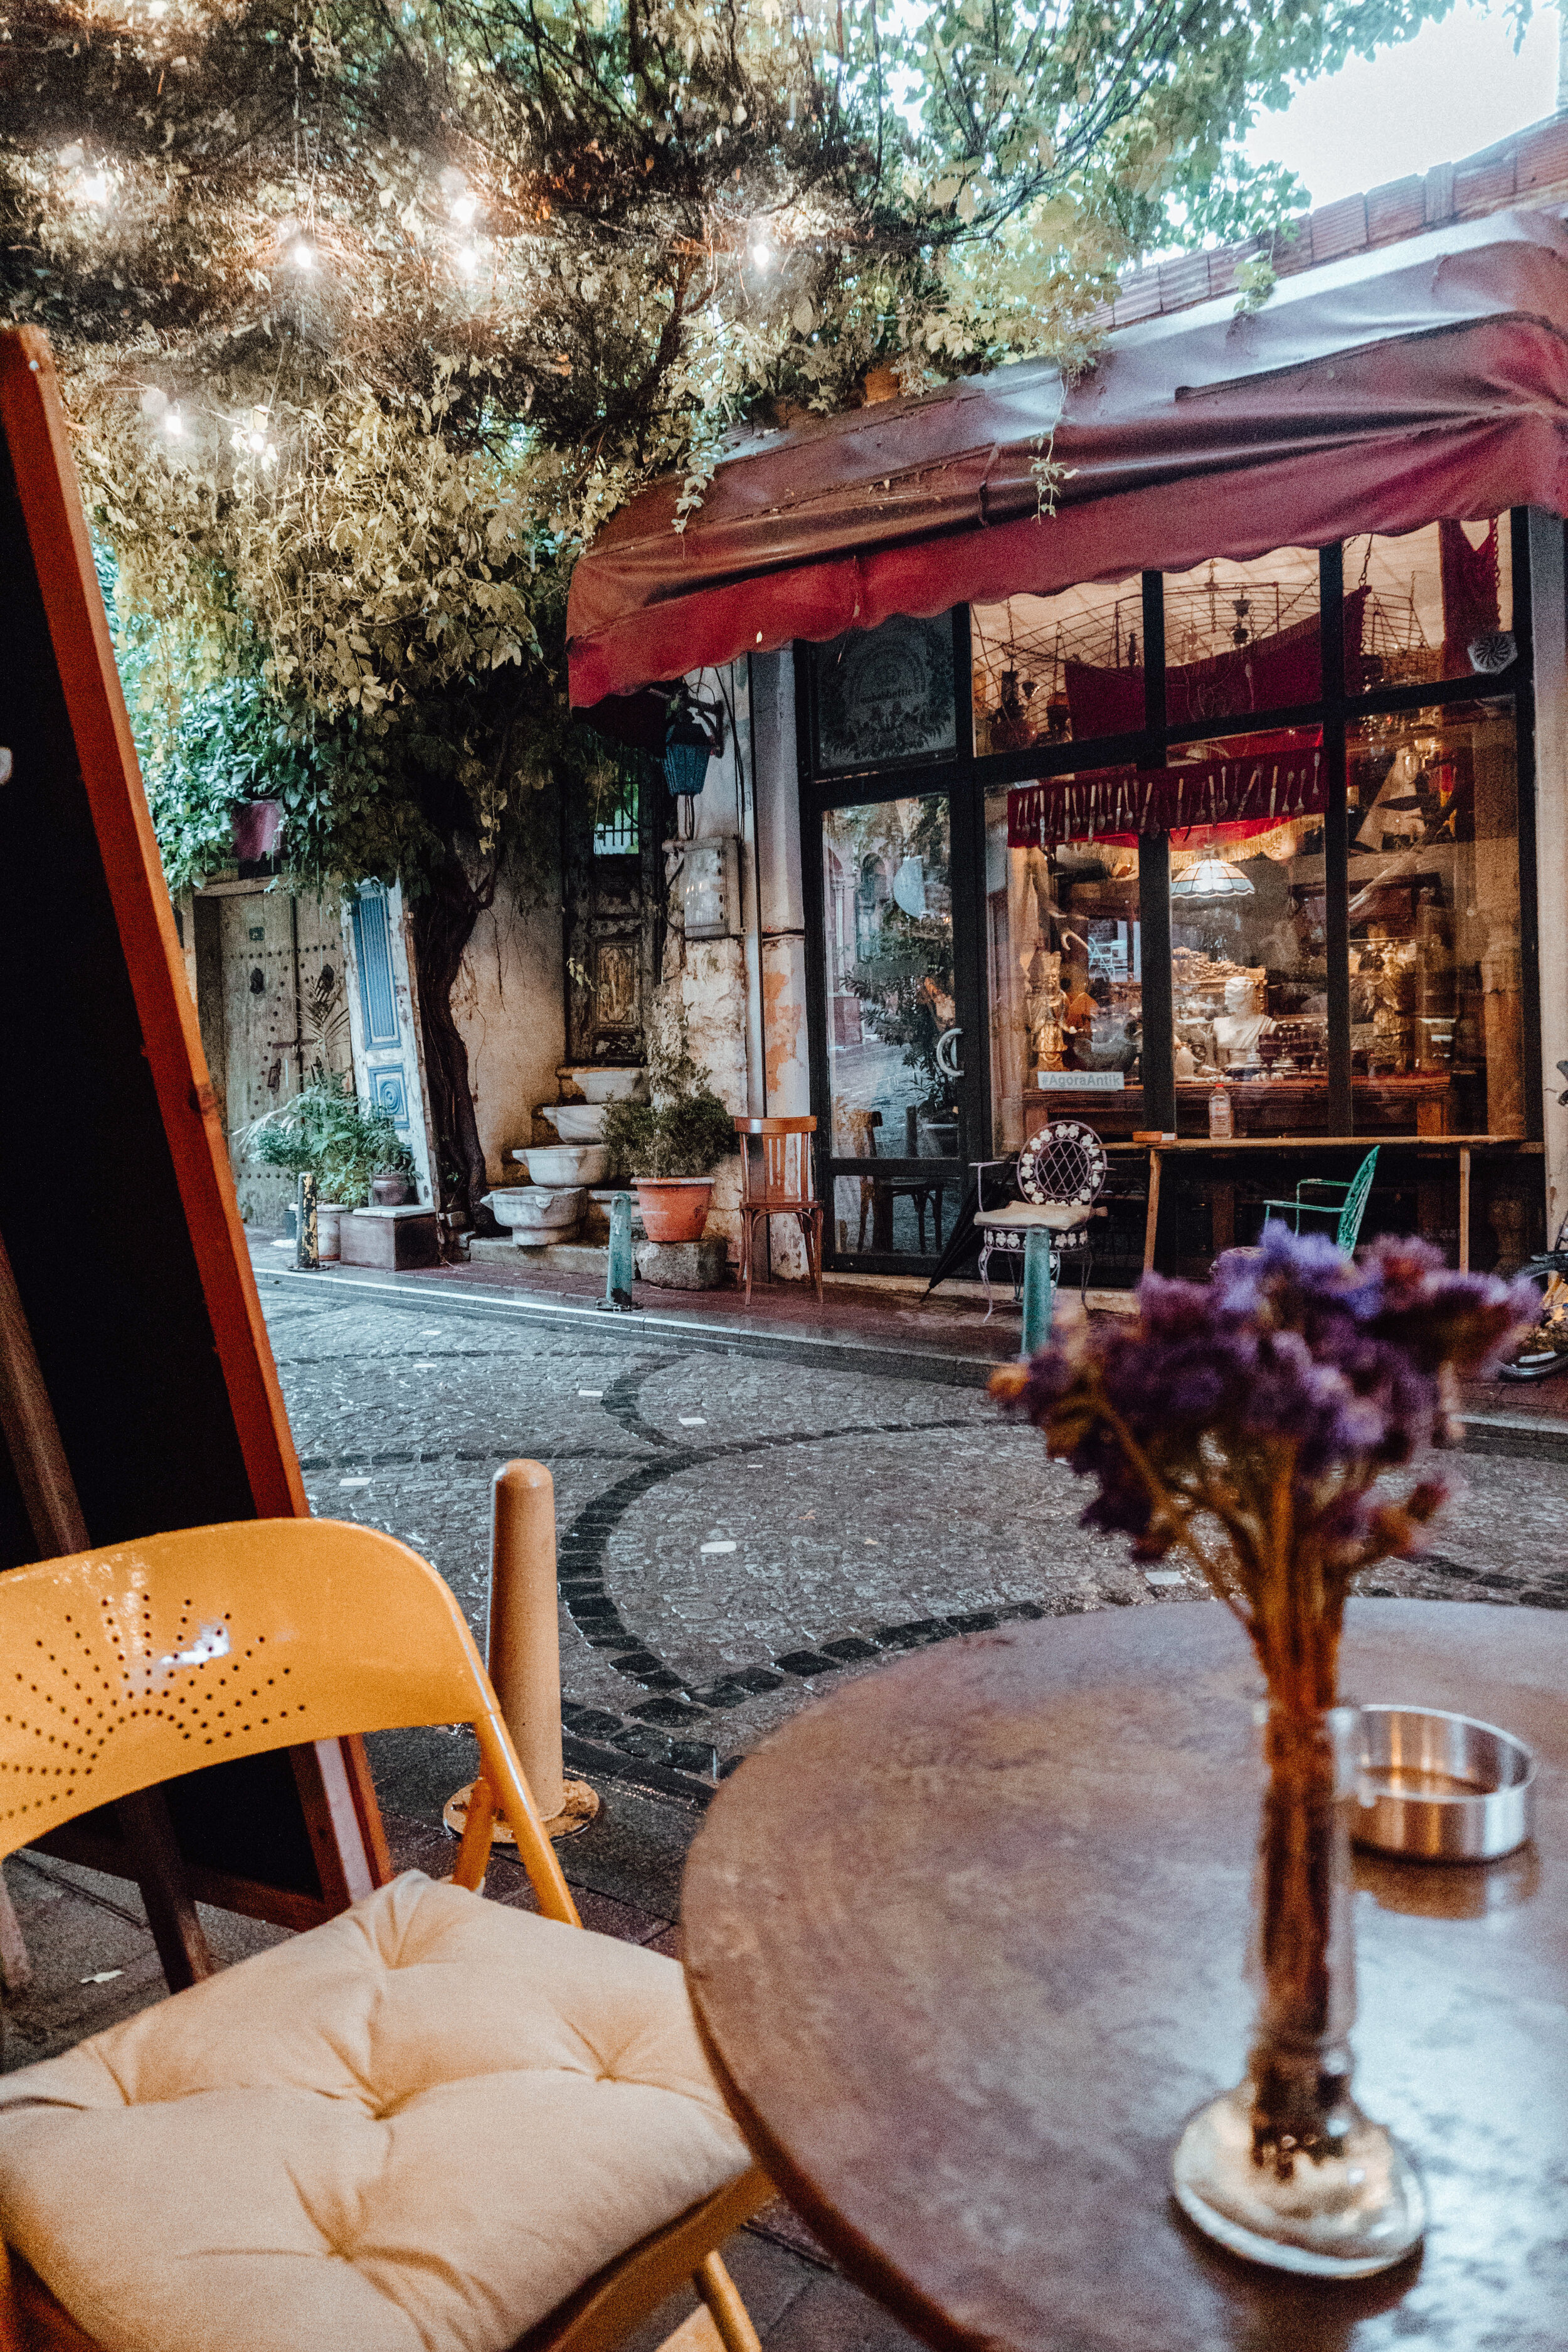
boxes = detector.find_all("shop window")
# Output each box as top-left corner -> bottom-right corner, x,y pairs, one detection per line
1157,547 -> 1323,725
821,796 -> 958,1264
812,613 -> 956,775
1163,730 -> 1332,1133
1342,515 -> 1515,690
1347,699 -> 1523,1135
972,573 -> 1145,754
985,782 -> 1144,1152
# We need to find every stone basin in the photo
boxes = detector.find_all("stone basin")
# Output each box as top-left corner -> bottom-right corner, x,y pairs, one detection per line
483,1187 -> 585,1236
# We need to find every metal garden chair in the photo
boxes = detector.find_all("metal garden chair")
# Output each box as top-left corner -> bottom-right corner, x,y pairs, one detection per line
1261,1144 -> 1380,1253
0,1519 -> 768,2352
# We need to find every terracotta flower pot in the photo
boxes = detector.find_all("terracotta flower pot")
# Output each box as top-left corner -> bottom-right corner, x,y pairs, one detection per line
634,1177 -> 713,1244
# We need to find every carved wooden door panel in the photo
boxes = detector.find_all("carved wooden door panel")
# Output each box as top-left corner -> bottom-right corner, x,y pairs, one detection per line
563,763 -> 662,1067
209,888 -> 354,1224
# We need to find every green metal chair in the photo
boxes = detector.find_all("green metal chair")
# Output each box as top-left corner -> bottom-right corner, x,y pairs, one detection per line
1261,1145 -> 1379,1253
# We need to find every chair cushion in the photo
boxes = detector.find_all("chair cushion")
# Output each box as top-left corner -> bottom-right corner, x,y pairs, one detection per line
0,1873 -> 753,2352
974,1203 -> 1091,1232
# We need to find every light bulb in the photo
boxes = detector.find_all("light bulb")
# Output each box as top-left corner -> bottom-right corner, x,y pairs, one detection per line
162,409 -> 184,437
76,173 -> 110,208
457,245 -> 480,274
751,240 -> 773,271
291,241 -> 315,268
246,430 -> 266,452
450,193 -> 477,225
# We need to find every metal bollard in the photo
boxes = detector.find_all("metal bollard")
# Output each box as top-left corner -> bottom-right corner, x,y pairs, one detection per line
1020,1226 -> 1054,1359
599,1189 -> 638,1311
444,1459 -> 599,1847
295,1172 -> 319,1270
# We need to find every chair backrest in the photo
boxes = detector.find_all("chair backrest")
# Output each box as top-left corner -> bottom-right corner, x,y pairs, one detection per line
0,1517 -> 577,1919
1337,1145 -> 1380,1251
1017,1120 -> 1108,1210
734,1116 -> 817,1204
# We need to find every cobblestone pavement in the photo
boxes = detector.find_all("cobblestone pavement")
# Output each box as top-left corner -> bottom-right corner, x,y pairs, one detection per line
260,1281 -> 1568,1798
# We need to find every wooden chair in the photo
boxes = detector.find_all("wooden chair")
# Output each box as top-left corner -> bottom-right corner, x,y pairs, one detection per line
1261,1145 -> 1380,1253
733,1118 -> 824,1305
0,1520 -> 770,2352
844,1113 -> 946,1258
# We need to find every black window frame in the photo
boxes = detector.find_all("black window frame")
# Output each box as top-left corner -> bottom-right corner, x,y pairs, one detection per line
798,518 -> 1544,1271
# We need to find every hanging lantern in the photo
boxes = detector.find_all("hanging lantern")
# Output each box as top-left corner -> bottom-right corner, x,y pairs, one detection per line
1170,856 -> 1255,904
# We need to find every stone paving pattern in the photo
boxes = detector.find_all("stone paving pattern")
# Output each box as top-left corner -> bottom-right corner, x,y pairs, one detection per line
260,1283 -> 1568,1798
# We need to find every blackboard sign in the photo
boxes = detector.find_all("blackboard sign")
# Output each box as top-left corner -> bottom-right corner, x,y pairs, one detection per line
0,329 -> 389,1961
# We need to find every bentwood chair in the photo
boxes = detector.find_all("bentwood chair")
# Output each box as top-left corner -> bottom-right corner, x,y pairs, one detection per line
733,1118 -> 824,1305
1261,1145 -> 1380,1253
0,1520 -> 768,2352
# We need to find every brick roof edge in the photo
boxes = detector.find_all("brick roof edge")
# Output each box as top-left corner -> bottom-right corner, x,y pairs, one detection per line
1092,106 -> 1568,332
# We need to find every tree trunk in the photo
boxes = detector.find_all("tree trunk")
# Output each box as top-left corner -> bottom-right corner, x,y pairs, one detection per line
408,860 -> 501,1237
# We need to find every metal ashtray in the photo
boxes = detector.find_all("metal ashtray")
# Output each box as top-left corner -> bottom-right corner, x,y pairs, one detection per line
1355,1706 -> 1537,1863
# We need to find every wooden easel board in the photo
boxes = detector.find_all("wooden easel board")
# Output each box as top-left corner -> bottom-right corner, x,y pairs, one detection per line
0,327 -> 389,1928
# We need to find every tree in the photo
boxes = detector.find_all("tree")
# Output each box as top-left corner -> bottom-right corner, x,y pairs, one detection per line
2,0 -> 1507,1217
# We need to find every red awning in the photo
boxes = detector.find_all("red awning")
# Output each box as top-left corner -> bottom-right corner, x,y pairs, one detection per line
568,207 -> 1568,709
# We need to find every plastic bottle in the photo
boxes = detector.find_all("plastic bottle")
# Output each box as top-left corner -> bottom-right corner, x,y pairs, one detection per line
1208,1079 -> 1233,1140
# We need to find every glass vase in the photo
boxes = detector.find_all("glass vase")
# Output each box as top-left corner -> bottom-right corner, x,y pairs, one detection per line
1172,1703 -> 1426,2277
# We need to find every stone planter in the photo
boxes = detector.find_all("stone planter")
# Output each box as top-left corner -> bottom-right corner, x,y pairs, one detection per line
371,1172 -> 413,1206
634,1177 -> 714,1244
315,1202 -> 348,1262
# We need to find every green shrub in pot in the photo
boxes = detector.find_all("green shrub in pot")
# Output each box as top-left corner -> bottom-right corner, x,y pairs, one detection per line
244,1071 -> 415,1207
601,1043 -> 734,1182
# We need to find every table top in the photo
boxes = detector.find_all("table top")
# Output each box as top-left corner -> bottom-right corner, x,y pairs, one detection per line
1100,1135 -> 1540,1153
682,1601 -> 1567,2352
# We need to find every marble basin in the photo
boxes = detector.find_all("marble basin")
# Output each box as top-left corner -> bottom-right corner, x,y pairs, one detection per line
541,1102 -> 608,1143
561,1066 -> 646,1104
514,1143 -> 610,1187
484,1187 -> 585,1236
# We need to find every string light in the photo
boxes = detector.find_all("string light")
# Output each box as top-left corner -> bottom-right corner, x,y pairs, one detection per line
457,245 -> 481,275
750,239 -> 774,270
75,172 -> 110,208
291,241 -> 315,268
162,409 -> 184,437
450,193 -> 477,226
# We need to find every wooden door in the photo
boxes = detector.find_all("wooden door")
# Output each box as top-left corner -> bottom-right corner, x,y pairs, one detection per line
211,887 -> 356,1223
563,762 -> 663,1066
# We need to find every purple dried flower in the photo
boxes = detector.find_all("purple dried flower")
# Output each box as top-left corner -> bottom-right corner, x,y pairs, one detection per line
993,1225 -> 1533,1703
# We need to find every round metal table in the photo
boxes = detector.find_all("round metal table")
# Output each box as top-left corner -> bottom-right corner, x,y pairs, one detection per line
682,1601 -> 1566,2352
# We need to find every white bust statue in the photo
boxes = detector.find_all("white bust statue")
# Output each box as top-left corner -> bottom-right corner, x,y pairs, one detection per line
1212,975 -> 1272,1066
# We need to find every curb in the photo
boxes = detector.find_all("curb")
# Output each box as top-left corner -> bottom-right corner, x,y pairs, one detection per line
252,1261 -> 1001,1391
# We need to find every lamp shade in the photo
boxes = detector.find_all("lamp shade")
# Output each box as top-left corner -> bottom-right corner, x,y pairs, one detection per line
1170,856 -> 1254,903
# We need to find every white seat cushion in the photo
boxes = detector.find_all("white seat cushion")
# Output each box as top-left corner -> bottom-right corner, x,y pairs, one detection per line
973,1203 -> 1091,1232
0,1873 -> 752,2352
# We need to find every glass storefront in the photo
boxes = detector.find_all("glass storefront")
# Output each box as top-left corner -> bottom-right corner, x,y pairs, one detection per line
820,795 -> 963,1267
804,517 -> 1540,1273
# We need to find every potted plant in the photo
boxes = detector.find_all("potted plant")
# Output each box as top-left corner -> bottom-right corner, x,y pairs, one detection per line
245,1073 -> 416,1247
601,1041 -> 734,1244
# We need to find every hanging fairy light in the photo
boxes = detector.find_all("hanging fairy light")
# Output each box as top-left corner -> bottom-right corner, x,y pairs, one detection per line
290,241 -> 316,268
451,193 -> 478,226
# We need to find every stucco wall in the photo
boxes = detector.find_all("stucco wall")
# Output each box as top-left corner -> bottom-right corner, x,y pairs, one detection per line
450,859 -> 566,1188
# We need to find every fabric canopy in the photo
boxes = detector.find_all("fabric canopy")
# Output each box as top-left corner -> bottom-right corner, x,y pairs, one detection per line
568,206 -> 1568,709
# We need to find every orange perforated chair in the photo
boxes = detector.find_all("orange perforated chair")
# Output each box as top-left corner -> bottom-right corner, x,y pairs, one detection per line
733,1118 -> 824,1306
0,1520 -> 768,2352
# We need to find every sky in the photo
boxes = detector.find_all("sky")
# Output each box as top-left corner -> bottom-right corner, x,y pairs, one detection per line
1243,1 -> 1561,208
